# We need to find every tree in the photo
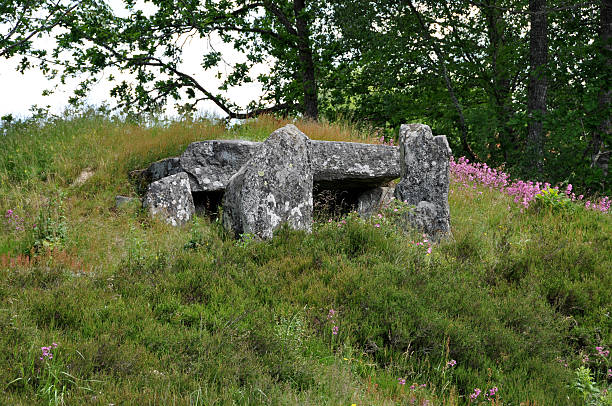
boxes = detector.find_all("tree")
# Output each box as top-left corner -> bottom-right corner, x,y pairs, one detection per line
0,1 -> 82,64
526,0 -> 548,173
590,0 -> 611,184
55,0 -> 327,119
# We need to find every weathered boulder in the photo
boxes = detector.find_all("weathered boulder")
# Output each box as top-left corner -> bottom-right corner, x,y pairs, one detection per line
310,141 -> 400,188
143,172 -> 195,226
356,186 -> 396,218
129,157 -> 182,194
222,124 -> 313,239
394,124 -> 451,238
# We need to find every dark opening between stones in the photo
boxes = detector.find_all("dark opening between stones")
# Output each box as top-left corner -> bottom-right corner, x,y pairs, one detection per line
313,183 -> 372,220
192,191 -> 224,216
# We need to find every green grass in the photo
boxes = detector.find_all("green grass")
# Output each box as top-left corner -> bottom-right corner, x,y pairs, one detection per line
0,110 -> 610,405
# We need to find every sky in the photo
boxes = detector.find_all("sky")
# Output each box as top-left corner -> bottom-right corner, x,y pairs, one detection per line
0,0 -> 266,120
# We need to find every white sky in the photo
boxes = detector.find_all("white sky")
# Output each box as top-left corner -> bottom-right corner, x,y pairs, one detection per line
0,0 -> 266,119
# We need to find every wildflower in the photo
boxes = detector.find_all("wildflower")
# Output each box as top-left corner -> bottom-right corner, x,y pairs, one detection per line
426,246 -> 432,255
374,223 -> 380,228
377,213 -> 383,218
332,325 -> 339,335
469,388 -> 481,401
446,359 -> 457,367
327,308 -> 336,320
608,369 -> 612,378
410,384 -> 416,390
488,387 -> 498,397
398,378 -> 406,385
40,344 -> 56,361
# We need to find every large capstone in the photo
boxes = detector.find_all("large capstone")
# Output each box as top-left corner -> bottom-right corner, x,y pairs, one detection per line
310,141 -> 399,189
222,124 -> 313,239
180,140 -> 260,192
394,124 -> 451,238
143,172 -> 195,226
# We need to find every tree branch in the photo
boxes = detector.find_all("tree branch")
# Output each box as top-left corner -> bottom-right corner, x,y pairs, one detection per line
262,1 -> 298,36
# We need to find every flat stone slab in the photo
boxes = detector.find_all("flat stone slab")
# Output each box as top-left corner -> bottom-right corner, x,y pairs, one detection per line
135,139 -> 400,194
179,140 -> 260,192
143,172 -> 195,226
310,141 -> 400,188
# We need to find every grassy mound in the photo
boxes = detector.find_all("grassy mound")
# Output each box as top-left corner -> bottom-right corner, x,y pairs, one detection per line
1,111 -> 610,405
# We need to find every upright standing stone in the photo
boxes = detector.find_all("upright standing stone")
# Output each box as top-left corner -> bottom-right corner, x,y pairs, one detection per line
222,124 -> 313,239
143,172 -> 195,226
395,124 -> 452,238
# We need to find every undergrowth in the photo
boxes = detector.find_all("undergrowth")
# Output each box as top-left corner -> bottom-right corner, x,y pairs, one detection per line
0,111 -> 610,405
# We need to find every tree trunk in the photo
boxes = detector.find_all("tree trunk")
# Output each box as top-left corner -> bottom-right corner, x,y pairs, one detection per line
484,1 -> 517,163
526,0 -> 548,174
293,0 -> 318,120
591,0 -> 611,184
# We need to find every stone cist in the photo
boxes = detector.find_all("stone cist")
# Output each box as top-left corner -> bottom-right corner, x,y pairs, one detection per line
138,123 -> 451,240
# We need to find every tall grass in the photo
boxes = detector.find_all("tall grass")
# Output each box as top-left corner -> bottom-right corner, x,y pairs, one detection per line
0,111 -> 610,405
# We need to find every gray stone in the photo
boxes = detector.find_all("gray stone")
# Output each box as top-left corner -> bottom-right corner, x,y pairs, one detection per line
394,124 -> 451,238
356,186 -> 396,218
143,172 -> 195,226
115,195 -> 138,208
222,124 -> 313,239
310,141 -> 400,188
179,140 -> 260,192
130,157 -> 182,194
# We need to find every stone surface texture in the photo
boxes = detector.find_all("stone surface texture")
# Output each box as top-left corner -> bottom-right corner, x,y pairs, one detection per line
143,172 -> 195,226
310,141 -> 399,188
356,186 -> 396,218
394,124 -> 451,238
222,125 -> 313,239
180,140 -> 260,192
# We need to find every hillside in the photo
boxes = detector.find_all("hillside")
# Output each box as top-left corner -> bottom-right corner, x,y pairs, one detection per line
1,112 -> 610,405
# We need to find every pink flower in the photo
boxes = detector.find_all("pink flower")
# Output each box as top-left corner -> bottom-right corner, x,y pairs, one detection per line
446,359 -> 456,367
398,378 -> 406,385
332,325 -> 339,335
469,388 -> 481,401
374,224 -> 380,228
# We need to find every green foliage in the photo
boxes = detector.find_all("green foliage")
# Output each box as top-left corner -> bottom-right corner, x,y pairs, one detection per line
30,193 -> 68,254
572,366 -> 612,406
533,187 -> 573,212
